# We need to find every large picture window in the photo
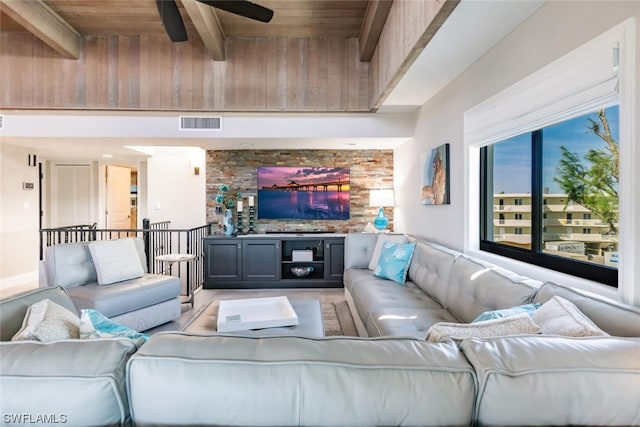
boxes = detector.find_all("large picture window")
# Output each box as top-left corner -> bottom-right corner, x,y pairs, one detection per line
480,106 -> 619,286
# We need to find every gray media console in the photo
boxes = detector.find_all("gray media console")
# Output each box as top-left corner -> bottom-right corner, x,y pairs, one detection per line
203,234 -> 345,289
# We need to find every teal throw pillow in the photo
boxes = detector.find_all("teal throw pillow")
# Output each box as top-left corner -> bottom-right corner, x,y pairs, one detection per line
373,241 -> 416,285
80,309 -> 149,342
472,303 -> 541,323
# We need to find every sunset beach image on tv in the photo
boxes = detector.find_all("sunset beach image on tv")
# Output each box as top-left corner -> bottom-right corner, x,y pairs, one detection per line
257,167 -> 350,220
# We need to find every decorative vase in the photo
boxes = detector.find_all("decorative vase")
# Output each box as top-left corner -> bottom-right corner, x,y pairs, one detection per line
373,207 -> 389,231
223,209 -> 235,236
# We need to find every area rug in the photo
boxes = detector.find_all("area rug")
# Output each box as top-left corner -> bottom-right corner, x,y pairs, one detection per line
182,297 -> 358,337
146,288 -> 359,337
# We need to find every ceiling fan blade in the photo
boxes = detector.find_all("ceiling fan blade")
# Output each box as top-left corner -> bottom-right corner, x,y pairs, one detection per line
156,0 -> 188,42
196,0 -> 274,23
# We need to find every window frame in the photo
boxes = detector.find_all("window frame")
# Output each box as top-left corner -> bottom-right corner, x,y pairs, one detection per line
464,19 -> 635,303
479,126 -> 618,287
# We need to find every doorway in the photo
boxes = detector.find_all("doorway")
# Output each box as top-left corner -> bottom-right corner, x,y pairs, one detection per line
106,165 -> 137,229
50,163 -> 92,227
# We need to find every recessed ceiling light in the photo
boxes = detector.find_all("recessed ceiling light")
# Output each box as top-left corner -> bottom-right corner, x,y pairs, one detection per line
345,143 -> 357,146
102,154 -> 113,158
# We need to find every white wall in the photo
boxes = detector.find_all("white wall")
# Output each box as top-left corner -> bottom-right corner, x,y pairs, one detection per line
395,1 -> 639,301
146,148 -> 206,229
0,144 -> 205,294
0,143 -> 40,290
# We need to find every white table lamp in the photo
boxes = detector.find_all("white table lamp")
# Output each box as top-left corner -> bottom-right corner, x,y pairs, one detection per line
369,189 -> 394,231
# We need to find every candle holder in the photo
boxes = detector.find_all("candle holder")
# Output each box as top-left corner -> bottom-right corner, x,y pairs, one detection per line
236,211 -> 244,235
248,206 -> 256,233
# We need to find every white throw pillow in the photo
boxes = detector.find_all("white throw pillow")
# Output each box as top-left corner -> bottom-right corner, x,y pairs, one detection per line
532,296 -> 609,337
426,313 -> 541,343
12,299 -> 80,342
368,234 -> 408,270
89,238 -> 145,285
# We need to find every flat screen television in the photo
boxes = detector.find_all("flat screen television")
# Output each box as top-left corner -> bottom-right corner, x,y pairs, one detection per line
257,166 -> 350,220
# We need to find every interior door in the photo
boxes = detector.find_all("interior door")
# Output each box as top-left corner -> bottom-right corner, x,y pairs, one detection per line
106,165 -> 132,229
51,164 -> 92,227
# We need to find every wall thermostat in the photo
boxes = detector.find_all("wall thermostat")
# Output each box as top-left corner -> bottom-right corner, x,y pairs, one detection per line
23,182 -> 35,190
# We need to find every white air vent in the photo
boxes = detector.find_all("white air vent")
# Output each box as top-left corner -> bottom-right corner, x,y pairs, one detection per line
179,116 -> 222,130
0,115 -> 4,129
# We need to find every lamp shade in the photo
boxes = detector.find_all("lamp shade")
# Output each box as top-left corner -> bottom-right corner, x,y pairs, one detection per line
369,189 -> 394,207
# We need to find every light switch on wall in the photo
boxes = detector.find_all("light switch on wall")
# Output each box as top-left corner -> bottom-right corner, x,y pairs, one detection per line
155,202 -> 161,210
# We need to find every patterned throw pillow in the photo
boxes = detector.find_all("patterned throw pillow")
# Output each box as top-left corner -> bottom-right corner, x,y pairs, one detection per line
368,234 -> 408,270
373,241 -> 416,285
472,303 -> 541,323
80,309 -> 148,342
89,238 -> 145,285
12,299 -> 80,342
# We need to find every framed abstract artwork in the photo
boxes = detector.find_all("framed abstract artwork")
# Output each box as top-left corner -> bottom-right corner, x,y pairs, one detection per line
421,143 -> 450,205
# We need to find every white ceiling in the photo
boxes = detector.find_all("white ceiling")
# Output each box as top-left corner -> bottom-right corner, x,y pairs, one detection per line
379,0 -> 544,112
0,0 -> 544,161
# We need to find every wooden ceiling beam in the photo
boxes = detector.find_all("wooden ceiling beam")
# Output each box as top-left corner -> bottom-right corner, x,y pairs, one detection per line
180,0 -> 225,61
0,0 -> 81,59
358,0 -> 393,61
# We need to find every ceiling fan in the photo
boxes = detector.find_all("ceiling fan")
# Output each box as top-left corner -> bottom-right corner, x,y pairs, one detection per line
156,0 -> 274,42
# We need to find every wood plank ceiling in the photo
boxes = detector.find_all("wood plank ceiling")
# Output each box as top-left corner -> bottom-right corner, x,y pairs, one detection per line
0,0 -> 388,60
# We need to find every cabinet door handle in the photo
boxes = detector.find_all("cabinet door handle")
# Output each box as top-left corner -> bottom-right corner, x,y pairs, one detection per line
325,243 -> 330,248
276,243 -> 279,248
237,244 -> 242,249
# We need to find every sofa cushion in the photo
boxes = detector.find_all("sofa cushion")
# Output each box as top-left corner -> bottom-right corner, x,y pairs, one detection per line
350,278 -> 443,328
11,299 -> 80,342
0,287 -> 77,341
89,238 -> 145,285
461,335 -> 640,426
532,296 -> 608,337
344,233 -> 379,270
66,274 -> 181,318
368,233 -> 408,270
44,243 -> 98,288
426,313 -> 540,343
532,281 -> 640,337
446,256 -> 540,322
373,241 -> 416,284
343,268 -> 377,294
472,303 -> 541,322
111,298 -> 181,332
128,334 -> 476,427
367,307 -> 459,338
0,338 -> 138,426
408,241 -> 457,306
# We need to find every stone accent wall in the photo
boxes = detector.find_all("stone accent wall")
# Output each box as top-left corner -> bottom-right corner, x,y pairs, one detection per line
206,150 -> 394,233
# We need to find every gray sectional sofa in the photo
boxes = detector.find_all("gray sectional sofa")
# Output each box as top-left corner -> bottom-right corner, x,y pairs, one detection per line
41,238 -> 182,331
0,286 -> 140,427
1,233 -> 640,426
343,233 -> 640,338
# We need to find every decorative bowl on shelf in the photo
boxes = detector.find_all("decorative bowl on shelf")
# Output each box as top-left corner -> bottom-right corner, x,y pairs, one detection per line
290,266 -> 314,277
